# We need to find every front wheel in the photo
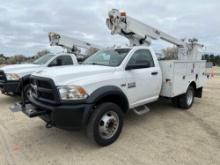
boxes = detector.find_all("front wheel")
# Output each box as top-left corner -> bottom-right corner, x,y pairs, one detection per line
86,102 -> 124,146
179,86 -> 195,109
22,85 -> 31,101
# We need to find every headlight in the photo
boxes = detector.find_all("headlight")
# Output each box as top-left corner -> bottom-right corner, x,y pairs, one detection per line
6,73 -> 21,81
58,85 -> 88,100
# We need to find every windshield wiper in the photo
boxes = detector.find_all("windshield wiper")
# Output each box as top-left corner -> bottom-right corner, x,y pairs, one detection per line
93,62 -> 105,65
84,62 -> 104,66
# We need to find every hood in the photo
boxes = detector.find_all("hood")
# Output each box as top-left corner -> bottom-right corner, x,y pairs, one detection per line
0,64 -> 44,76
1,64 -> 41,72
32,65 -> 116,86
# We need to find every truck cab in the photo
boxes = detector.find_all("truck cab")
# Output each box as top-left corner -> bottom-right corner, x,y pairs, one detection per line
0,52 -> 78,97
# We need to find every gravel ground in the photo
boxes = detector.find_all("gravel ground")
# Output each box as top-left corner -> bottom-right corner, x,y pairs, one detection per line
0,68 -> 220,165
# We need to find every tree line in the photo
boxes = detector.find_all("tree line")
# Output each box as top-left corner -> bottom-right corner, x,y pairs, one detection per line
162,47 -> 220,66
0,50 -> 50,65
0,47 -> 99,65
202,54 -> 220,66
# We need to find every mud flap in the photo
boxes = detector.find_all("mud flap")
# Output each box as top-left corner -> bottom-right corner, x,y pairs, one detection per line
195,87 -> 203,98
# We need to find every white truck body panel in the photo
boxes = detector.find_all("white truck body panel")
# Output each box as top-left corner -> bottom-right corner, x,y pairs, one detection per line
159,60 -> 206,97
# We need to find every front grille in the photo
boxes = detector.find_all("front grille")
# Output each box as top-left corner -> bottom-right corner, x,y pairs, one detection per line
0,70 -> 6,82
30,76 -> 60,104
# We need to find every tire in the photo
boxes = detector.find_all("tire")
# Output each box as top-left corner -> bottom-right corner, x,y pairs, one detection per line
86,102 -> 124,146
179,86 -> 195,110
22,84 -> 31,101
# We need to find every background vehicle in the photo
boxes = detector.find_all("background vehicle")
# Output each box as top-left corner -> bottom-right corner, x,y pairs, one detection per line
10,9 -> 207,146
0,33 -> 100,99
0,53 -> 78,98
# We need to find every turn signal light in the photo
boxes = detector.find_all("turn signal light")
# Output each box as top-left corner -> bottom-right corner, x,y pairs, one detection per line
120,11 -> 126,17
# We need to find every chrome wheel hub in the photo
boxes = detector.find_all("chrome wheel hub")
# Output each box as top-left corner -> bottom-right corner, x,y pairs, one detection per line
98,111 -> 119,139
187,90 -> 193,105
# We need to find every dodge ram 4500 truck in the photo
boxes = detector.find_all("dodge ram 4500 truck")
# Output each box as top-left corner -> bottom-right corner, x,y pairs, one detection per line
12,46 -> 206,146
10,9 -> 206,146
0,53 -> 78,98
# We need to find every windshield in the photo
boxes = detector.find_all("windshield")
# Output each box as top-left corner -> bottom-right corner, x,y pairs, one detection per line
83,49 -> 130,66
33,54 -> 55,65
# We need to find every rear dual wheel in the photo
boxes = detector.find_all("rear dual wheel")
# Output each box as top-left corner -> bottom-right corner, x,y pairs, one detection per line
172,86 -> 195,110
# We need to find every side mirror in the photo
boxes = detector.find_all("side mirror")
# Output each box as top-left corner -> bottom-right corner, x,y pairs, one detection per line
126,60 -> 150,70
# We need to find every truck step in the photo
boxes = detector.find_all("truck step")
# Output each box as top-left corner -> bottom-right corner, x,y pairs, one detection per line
133,105 -> 150,115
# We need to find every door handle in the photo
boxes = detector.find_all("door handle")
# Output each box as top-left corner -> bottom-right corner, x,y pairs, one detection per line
151,71 -> 158,75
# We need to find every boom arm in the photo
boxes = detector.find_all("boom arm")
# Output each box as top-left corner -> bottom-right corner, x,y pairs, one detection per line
106,9 -> 203,60
106,9 -> 185,47
48,32 -> 101,55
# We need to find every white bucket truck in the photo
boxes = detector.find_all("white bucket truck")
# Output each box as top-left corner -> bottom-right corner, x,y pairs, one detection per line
11,9 -> 206,146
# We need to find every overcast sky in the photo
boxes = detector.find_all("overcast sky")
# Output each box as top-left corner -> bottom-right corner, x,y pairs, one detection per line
0,0 -> 220,56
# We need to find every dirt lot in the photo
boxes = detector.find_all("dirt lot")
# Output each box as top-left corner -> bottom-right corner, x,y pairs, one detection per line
0,68 -> 220,165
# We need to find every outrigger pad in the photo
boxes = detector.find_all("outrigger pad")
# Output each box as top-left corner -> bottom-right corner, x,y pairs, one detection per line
9,103 -> 48,118
9,102 -> 23,112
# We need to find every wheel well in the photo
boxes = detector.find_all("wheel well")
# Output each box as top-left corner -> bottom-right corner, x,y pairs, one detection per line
18,77 -> 30,93
19,79 -> 29,90
23,79 -> 30,87
189,81 -> 196,90
94,94 -> 129,113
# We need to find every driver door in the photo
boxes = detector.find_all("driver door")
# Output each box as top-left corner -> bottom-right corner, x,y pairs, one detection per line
125,49 -> 161,108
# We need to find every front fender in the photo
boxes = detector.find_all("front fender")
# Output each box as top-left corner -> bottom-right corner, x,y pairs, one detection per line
86,85 -> 128,105
82,86 -> 129,126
